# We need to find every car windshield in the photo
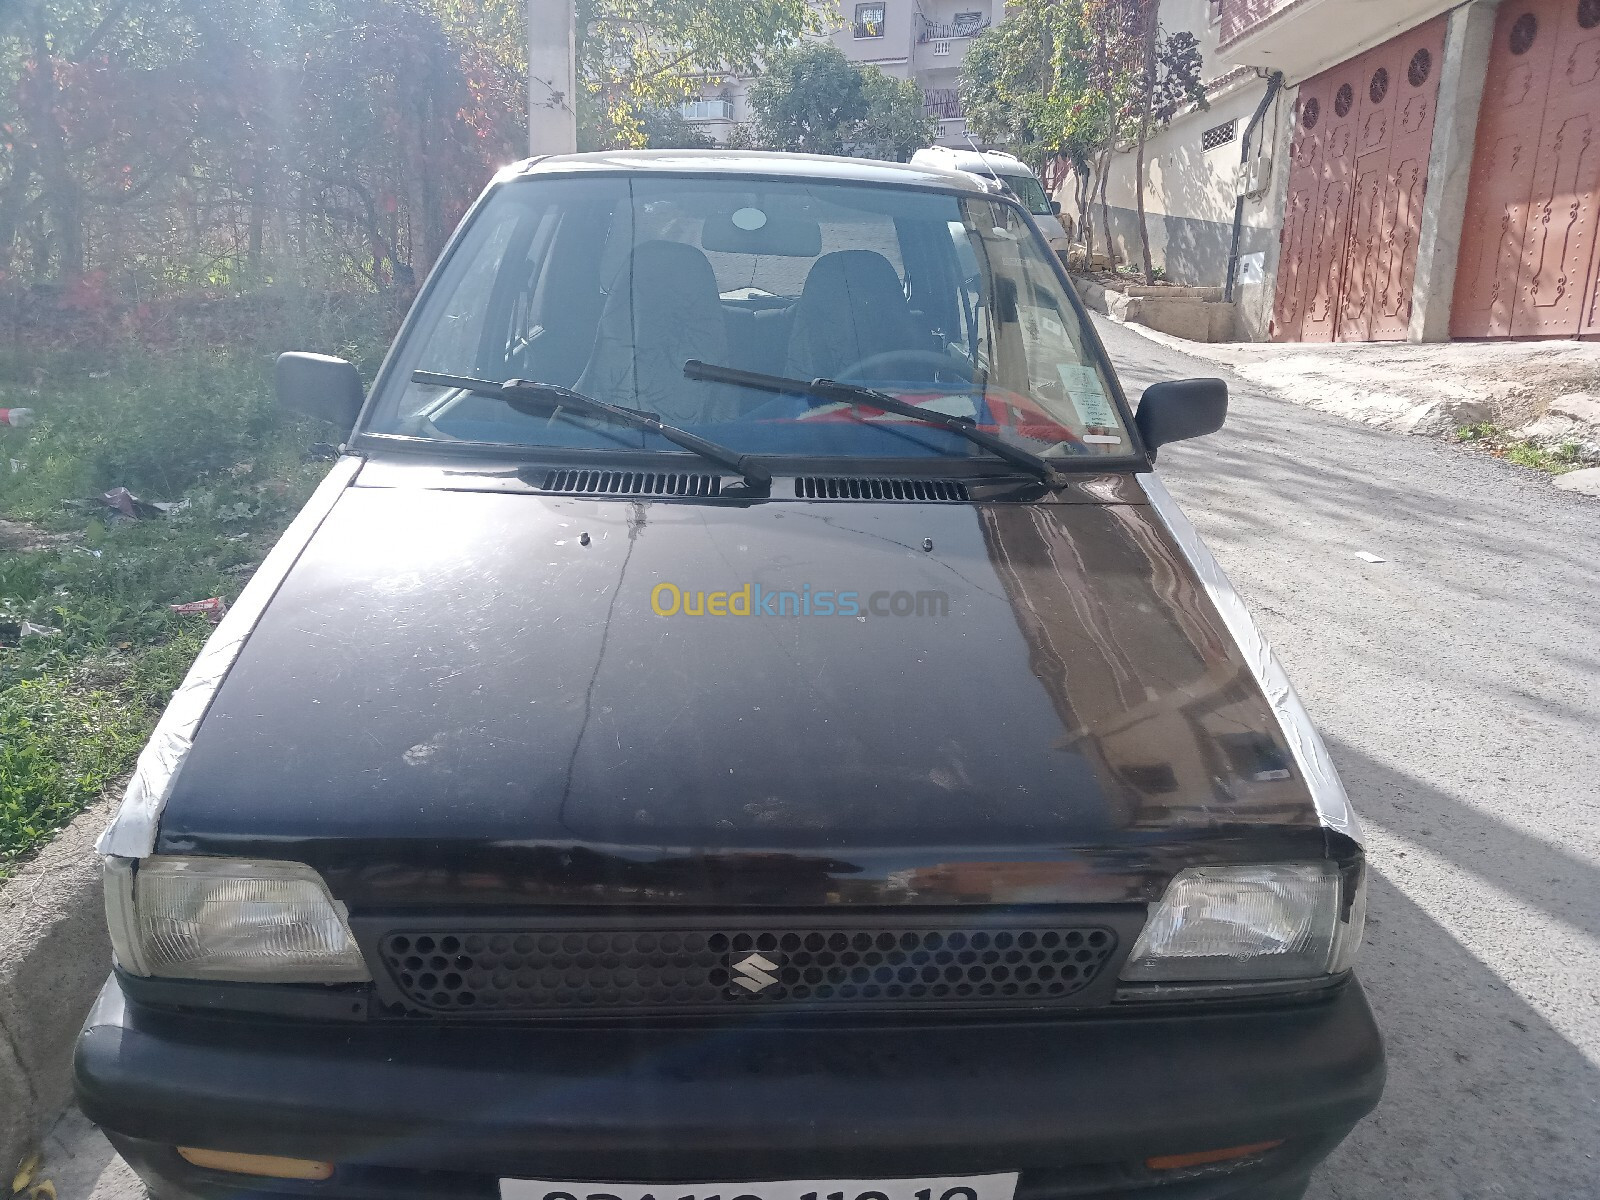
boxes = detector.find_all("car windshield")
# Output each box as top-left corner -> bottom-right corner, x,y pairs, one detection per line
1002,173 -> 1053,217
367,173 -> 1130,464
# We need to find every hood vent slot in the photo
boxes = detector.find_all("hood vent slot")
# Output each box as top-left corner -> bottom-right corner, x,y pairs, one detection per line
795,476 -> 969,501
541,470 -> 723,497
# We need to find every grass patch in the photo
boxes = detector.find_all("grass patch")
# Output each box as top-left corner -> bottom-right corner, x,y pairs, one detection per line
0,634 -> 201,861
0,301 -> 391,873
1455,422 -> 1583,475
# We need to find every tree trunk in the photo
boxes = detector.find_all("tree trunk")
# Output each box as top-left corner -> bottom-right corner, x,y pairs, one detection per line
0,141 -> 37,277
26,5 -> 85,280
1134,126 -> 1152,282
1135,1 -> 1158,284
1078,165 -> 1095,263
1097,150 -> 1114,266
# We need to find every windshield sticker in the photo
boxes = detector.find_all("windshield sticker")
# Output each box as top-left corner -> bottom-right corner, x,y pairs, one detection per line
1081,433 -> 1123,444
1055,364 -> 1118,428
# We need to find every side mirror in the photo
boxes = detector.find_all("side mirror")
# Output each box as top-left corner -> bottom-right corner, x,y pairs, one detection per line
276,352 -> 364,430
1050,200 -> 1063,216
1134,378 -> 1228,460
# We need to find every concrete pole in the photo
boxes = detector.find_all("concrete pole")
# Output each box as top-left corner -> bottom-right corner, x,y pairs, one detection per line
1407,0 -> 1500,342
528,0 -> 577,155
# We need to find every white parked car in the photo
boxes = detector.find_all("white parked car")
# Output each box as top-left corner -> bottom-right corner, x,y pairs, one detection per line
910,146 -> 1070,253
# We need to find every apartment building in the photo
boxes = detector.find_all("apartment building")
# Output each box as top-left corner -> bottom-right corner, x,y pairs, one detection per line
1085,0 -> 1600,343
682,0 -> 998,148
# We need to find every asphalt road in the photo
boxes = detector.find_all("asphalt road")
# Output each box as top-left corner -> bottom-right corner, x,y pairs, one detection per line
38,318 -> 1600,1199
1095,315 -> 1600,1198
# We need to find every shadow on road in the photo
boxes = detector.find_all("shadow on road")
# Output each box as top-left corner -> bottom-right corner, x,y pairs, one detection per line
1309,867 -> 1600,1200
1303,738 -> 1600,1198
1327,736 -> 1599,940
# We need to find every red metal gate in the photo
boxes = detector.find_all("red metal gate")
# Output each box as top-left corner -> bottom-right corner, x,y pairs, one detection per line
1452,0 -> 1600,339
1271,18 -> 1447,341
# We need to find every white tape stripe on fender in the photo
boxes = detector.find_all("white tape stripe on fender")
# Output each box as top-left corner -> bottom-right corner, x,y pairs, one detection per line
1136,472 -> 1361,843
98,456 -> 365,859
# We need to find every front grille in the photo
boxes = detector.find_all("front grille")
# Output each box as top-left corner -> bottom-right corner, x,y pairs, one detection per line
375,919 -> 1119,1017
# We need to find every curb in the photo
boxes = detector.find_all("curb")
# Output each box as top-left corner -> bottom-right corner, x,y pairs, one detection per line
1,797 -> 114,1182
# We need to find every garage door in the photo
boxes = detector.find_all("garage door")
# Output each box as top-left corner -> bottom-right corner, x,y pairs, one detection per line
1452,0 -> 1600,339
1271,18 -> 1448,342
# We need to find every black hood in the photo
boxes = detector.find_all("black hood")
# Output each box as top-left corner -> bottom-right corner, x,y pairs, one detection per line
156,459 -> 1332,908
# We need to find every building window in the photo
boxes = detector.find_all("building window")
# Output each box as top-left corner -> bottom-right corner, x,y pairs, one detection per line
1202,119 -> 1237,151
1207,0 -> 1223,24
953,10 -> 984,33
854,3 -> 885,37
681,98 -> 735,122
933,39 -> 950,54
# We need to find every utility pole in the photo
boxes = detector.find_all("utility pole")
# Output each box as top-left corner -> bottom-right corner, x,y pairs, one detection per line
528,0 -> 577,154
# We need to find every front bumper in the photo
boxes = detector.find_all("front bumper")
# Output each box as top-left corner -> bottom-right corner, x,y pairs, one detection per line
77,975 -> 1383,1199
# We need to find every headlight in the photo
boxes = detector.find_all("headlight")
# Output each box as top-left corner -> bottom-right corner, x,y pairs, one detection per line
105,856 -> 370,983
1120,862 -> 1364,983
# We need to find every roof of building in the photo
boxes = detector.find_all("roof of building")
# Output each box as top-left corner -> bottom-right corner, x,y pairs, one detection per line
501,149 -> 994,194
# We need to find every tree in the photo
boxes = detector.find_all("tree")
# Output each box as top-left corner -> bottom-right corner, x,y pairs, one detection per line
852,69 -> 937,162
748,43 -> 934,159
576,0 -> 814,149
0,0 -> 528,291
960,0 -> 1204,277
749,42 -> 867,154
639,104 -> 716,149
959,0 -> 1113,255
1125,1 -> 1203,282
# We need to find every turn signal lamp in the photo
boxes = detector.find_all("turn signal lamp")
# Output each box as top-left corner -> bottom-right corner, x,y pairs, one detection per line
176,1148 -> 334,1180
1146,1140 -> 1284,1170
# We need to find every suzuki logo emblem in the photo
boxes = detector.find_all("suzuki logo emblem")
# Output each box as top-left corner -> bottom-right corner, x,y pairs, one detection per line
731,951 -> 780,993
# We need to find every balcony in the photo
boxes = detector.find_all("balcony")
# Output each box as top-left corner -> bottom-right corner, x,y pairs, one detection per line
916,13 -> 989,41
922,88 -> 963,120
681,98 -> 735,122
1217,0 -> 1455,78
1217,0 -> 1285,48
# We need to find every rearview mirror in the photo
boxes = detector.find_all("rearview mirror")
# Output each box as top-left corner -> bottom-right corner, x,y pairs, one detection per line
1050,200 -> 1063,216
276,352 -> 364,430
1134,378 -> 1228,460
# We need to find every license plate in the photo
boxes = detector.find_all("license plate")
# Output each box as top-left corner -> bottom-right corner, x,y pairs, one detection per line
500,1173 -> 1019,1200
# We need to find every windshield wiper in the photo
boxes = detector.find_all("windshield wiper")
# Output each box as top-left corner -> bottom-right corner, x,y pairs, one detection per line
683,360 -> 1067,489
411,370 -> 771,491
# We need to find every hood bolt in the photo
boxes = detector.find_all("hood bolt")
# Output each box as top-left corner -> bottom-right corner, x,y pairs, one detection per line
922,537 -> 934,552
579,531 -> 591,546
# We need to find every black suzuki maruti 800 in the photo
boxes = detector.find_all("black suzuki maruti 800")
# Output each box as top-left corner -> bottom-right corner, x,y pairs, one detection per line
76,151 -> 1383,1200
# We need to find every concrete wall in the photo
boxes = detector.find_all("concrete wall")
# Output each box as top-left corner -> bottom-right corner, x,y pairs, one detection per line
1087,202 -> 1280,292
828,0 -> 917,69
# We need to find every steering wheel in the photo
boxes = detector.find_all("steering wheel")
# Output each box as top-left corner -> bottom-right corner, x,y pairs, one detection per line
834,349 -> 975,386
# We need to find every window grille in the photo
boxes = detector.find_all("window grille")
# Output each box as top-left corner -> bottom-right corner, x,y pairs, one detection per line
1202,120 -> 1237,151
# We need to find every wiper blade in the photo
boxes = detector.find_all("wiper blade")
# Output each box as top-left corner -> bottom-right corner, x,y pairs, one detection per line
683,360 -> 1067,488
411,370 -> 771,490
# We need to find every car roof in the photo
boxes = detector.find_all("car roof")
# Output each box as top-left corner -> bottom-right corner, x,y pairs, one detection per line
500,149 -> 995,195
909,146 -> 1033,176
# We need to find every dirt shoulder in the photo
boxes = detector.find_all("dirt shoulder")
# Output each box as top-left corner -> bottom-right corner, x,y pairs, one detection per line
1108,322 -> 1600,465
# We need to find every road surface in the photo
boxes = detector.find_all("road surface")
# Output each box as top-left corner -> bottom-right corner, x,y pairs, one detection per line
36,317 -> 1600,1199
1098,314 -> 1600,1198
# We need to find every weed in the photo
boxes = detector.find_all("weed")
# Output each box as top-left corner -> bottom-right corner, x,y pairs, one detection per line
1453,423 -> 1585,475
0,307 -> 390,870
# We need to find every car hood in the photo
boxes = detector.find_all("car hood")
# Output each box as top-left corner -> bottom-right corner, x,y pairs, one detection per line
156,460 -> 1332,908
